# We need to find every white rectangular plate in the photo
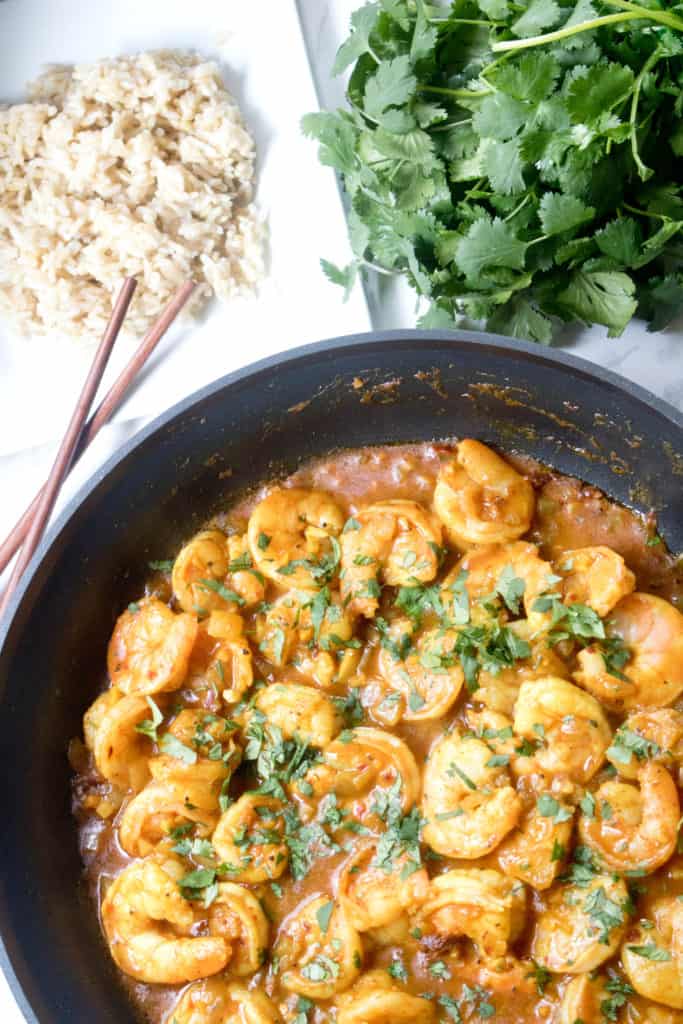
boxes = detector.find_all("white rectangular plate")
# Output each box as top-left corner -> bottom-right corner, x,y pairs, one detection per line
0,0 -> 370,456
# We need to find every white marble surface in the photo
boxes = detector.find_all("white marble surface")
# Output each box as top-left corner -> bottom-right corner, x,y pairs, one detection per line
1,1 -> 682,1021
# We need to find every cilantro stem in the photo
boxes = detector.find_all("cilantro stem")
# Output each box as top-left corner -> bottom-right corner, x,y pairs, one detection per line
629,47 -> 662,182
622,202 -> 672,222
493,0 -> 683,52
491,11 -> 644,51
603,0 -> 683,33
418,84 -> 493,99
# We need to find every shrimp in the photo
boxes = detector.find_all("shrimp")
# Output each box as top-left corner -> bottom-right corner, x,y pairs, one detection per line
303,727 -> 420,828
531,875 -> 630,973
83,688 -> 152,792
622,897 -> 683,1009
554,546 -> 635,618
172,530 -> 231,613
377,620 -> 464,721
225,533 -> 266,608
497,799 -> 574,890
255,590 -> 358,688
337,841 -> 429,931
118,781 -> 217,857
433,440 -> 535,548
247,487 -> 344,591
513,677 -> 612,784
273,895 -> 363,998
471,619 -> 571,715
422,731 -> 522,859
205,610 -> 253,703
107,597 -> 197,697
212,795 -> 288,883
340,500 -> 443,619
252,682 -> 341,747
578,762 -> 679,874
170,978 -> 281,1024
574,593 -> 683,711
415,868 -> 526,959
149,709 -> 239,812
336,970 -> 436,1024
447,541 -> 553,621
101,855 -> 228,984
607,709 -> 683,780
556,975 -> 611,1024
207,882 -> 270,976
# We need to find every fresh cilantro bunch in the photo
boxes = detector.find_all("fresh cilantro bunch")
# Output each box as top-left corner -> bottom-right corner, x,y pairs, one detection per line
303,0 -> 683,342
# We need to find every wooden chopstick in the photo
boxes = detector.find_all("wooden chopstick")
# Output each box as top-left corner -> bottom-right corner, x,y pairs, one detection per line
0,277 -> 137,619
0,280 -> 197,581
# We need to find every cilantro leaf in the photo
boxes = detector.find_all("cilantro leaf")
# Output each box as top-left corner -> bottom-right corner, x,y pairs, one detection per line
455,217 -> 528,281
539,193 -> 595,236
333,3 -> 380,75
555,271 -> 638,338
364,56 -> 417,123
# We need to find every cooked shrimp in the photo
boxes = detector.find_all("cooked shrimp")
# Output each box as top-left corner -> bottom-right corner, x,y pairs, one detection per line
212,795 -> 287,883
574,593 -> 683,711
337,841 -> 429,931
101,855 -> 228,984
205,610 -> 253,703
447,541 -> 552,620
274,895 -> 362,998
225,533 -> 266,608
208,882 -> 269,976
336,970 -> 436,1024
84,688 -> 152,791
531,875 -> 630,973
108,598 -> 197,696
170,978 -> 281,1024
303,727 -> 420,827
340,500 -> 443,618
513,677 -> 612,784
497,799 -> 574,890
172,530 -> 231,613
118,781 -> 217,857
557,975 -> 611,1024
252,682 -> 341,747
622,897 -> 683,1009
416,868 -> 526,959
422,731 -> 522,858
607,709 -> 683,780
378,620 -> 464,721
472,619 -> 571,715
255,590 -> 358,688
579,762 -> 679,874
149,709 -> 238,812
247,487 -> 344,591
554,546 -> 635,617
434,440 -> 535,548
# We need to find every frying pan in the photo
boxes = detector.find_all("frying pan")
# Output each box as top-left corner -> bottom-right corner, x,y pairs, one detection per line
1,329 -> 682,1023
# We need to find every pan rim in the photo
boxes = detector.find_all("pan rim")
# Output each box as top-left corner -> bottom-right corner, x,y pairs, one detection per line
2,326 -> 682,647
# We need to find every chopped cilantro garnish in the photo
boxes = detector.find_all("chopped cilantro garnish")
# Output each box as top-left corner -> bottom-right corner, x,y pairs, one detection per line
315,900 -> 335,935
135,696 -> 163,742
198,578 -> 245,605
626,943 -> 672,961
159,733 -> 198,765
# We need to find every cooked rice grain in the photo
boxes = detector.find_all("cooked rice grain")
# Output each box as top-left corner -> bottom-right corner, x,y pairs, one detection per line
0,50 -> 264,340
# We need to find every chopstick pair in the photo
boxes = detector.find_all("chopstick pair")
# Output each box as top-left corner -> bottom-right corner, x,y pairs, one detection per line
0,277 -> 197,619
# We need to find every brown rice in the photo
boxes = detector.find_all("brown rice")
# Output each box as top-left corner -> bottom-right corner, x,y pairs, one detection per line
0,50 -> 264,341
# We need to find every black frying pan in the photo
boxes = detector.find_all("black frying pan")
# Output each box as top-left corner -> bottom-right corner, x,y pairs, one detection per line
1,329 -> 682,1023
